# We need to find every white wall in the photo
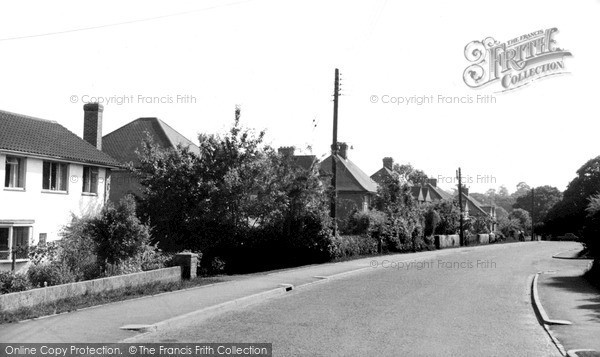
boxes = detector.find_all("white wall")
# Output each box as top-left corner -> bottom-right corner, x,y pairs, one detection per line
0,153 -> 108,246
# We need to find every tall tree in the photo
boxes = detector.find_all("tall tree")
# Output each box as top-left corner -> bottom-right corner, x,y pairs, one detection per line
392,163 -> 428,185
513,185 -> 562,222
545,155 -> 600,236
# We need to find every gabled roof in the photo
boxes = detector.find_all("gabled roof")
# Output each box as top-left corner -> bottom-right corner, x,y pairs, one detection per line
293,155 -> 317,170
409,183 -> 453,203
370,166 -> 394,184
427,184 -> 454,200
102,117 -> 200,166
320,155 -> 378,193
0,109 -> 121,167
460,193 -> 489,216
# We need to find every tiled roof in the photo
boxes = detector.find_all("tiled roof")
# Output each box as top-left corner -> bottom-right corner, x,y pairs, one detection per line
0,109 -> 121,167
320,155 -> 378,193
427,184 -> 454,200
293,155 -> 317,170
102,117 -> 200,166
370,166 -> 394,184
461,193 -> 489,216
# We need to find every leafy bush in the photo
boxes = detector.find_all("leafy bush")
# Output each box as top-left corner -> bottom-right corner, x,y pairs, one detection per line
27,262 -> 77,288
498,217 -> 521,238
88,195 -> 151,270
0,271 -> 31,294
423,199 -> 460,235
28,241 -> 60,266
345,209 -> 386,237
57,215 -> 100,280
136,114 -> 336,273
140,244 -> 171,271
331,235 -> 378,259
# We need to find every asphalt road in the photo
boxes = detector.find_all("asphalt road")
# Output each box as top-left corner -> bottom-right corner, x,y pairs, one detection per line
133,242 -> 571,356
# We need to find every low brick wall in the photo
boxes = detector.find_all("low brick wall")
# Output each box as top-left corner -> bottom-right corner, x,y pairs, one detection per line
434,234 -> 460,249
0,266 -> 181,312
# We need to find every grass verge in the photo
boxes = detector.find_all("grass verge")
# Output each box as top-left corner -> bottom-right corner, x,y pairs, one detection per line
0,276 -> 223,324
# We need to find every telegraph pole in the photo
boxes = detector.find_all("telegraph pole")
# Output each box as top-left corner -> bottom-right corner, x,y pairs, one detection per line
531,187 -> 535,241
330,68 -> 340,236
457,168 -> 464,246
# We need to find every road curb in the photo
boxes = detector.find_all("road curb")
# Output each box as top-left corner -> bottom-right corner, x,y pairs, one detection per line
120,286 -> 289,342
567,349 -> 600,357
552,250 -> 588,260
531,273 -> 572,357
532,272 -> 572,325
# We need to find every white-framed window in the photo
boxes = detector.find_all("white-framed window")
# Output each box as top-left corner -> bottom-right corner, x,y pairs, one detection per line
362,195 -> 369,212
4,156 -> 25,189
82,166 -> 99,194
42,161 -> 68,191
0,226 -> 31,260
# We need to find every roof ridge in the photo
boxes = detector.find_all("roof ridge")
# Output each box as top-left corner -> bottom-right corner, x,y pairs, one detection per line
154,118 -> 182,147
103,117 -> 159,139
336,155 -> 378,193
0,109 -> 57,123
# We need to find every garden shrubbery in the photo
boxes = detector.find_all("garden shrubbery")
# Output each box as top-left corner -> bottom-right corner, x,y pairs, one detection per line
0,271 -> 31,294
0,195 -> 161,294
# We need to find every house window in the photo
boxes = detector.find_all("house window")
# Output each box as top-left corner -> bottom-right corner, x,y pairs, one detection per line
42,161 -> 68,191
82,166 -> 99,194
4,156 -> 25,188
0,226 -> 31,260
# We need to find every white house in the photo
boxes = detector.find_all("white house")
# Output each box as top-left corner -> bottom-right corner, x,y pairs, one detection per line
0,103 -> 121,271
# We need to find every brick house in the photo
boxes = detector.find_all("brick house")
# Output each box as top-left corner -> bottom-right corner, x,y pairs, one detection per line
320,143 -> 378,221
102,117 -> 200,202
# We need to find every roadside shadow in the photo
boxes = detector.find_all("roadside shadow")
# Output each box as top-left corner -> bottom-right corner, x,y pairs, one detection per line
545,275 -> 600,322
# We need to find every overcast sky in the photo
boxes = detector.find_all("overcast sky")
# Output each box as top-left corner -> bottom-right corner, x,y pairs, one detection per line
1,0 -> 598,194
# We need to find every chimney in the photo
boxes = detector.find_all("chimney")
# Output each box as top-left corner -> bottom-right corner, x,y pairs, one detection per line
427,178 -> 437,187
83,103 -> 103,150
462,187 -> 469,196
278,146 -> 295,156
383,157 -> 393,170
338,142 -> 348,159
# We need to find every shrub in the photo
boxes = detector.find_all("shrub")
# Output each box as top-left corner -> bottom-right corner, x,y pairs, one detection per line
88,195 -> 151,269
498,217 -> 518,238
28,241 -> 60,266
0,271 -> 31,294
27,262 -> 77,288
140,244 -> 171,271
57,215 -> 99,280
331,235 -> 378,259
345,209 -> 386,237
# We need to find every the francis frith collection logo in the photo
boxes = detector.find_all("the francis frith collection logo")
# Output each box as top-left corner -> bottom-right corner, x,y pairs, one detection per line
463,28 -> 571,92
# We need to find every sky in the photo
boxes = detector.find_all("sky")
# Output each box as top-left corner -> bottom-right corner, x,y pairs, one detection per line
1,0 -> 598,194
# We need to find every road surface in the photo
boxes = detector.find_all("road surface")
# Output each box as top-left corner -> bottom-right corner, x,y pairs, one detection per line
132,242 -> 570,356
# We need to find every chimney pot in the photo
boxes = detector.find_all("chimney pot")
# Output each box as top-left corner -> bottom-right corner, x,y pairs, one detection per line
383,157 -> 393,170
338,142 -> 348,159
83,103 -> 104,150
278,146 -> 296,156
